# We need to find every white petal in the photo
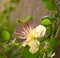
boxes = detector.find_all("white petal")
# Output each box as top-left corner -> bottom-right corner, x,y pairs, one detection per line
22,38 -> 31,47
28,39 -> 40,54
34,25 -> 46,37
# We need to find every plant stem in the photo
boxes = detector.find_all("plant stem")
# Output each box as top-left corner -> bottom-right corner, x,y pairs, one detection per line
55,24 -> 60,38
11,45 -> 23,58
51,23 -> 55,38
0,45 -> 7,58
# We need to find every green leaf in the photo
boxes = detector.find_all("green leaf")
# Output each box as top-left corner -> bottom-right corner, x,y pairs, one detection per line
40,37 -> 49,43
22,46 -> 33,58
4,46 -> 11,52
2,30 -> 10,41
10,0 -> 19,3
41,0 -> 56,11
50,13 -> 58,22
50,17 -> 56,22
3,6 -> 14,14
41,19 -> 51,26
0,55 -> 4,58
41,0 -> 48,3
7,23 -> 16,34
0,15 -> 7,28
45,2 -> 55,11
48,38 -> 58,50
46,27 -> 51,35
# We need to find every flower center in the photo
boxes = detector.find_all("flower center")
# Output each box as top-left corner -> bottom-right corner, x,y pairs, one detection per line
27,29 -> 37,40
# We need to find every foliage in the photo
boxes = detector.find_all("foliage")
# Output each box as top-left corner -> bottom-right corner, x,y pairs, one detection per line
41,0 -> 56,11
0,0 -> 60,58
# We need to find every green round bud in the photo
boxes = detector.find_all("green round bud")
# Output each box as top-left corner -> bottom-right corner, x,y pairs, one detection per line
41,18 -> 51,26
2,30 -> 10,41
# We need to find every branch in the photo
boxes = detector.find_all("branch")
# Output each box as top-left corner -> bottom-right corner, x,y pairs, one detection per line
55,24 -> 60,38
